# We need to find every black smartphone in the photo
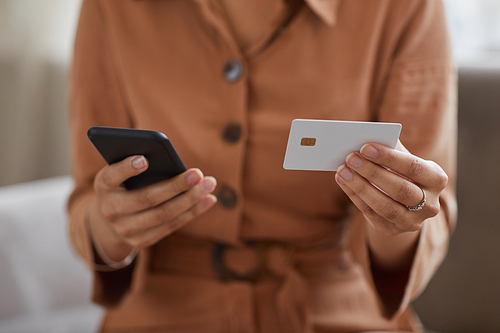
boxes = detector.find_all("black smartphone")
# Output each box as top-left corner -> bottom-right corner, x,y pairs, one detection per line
87,126 -> 187,190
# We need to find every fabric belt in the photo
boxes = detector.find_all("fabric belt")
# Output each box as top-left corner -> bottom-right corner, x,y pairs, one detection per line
150,234 -> 352,333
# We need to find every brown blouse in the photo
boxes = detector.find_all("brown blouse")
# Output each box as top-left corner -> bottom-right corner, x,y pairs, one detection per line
68,0 -> 457,332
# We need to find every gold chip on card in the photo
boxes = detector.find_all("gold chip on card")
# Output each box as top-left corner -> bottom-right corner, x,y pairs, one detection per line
300,138 -> 316,146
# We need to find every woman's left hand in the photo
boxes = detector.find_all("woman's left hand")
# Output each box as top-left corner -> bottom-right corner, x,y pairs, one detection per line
335,141 -> 448,236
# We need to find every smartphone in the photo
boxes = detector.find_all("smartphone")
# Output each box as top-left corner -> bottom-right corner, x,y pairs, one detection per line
87,126 -> 187,190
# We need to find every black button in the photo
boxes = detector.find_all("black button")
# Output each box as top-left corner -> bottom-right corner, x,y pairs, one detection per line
217,186 -> 238,209
223,60 -> 243,82
222,123 -> 242,143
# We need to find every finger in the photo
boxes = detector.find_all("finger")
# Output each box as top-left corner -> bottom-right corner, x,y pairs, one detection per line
346,152 -> 425,208
111,177 -> 217,238
129,194 -> 218,248
336,164 -> 422,232
360,143 -> 448,190
334,168 -> 405,236
94,155 -> 148,192
99,168 -> 211,220
115,169 -> 210,215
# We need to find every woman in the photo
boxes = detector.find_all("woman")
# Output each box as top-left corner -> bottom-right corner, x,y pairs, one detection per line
68,0 -> 457,331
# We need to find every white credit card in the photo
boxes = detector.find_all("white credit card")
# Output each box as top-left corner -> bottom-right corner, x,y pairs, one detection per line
283,119 -> 402,171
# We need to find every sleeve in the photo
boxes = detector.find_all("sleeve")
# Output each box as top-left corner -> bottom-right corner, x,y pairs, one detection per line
350,0 -> 457,319
67,0 -> 140,307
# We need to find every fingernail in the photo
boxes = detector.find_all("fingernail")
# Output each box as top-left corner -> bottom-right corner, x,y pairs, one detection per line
132,156 -> 147,169
201,177 -> 216,193
186,170 -> 202,186
335,172 -> 345,186
204,194 -> 218,208
337,165 -> 353,181
361,144 -> 378,159
347,153 -> 363,168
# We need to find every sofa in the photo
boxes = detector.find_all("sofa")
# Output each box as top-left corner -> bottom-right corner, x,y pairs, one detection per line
0,67 -> 499,333
411,67 -> 500,333
0,176 -> 103,333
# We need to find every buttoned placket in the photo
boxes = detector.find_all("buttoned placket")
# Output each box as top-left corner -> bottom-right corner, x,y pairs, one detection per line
191,3 -> 275,333
193,0 -> 313,233
193,0 -> 249,246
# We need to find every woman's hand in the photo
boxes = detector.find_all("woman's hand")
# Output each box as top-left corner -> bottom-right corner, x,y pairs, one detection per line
88,155 -> 217,262
335,141 -> 448,237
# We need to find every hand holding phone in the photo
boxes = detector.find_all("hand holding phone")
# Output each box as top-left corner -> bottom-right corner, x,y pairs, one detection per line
85,126 -> 218,260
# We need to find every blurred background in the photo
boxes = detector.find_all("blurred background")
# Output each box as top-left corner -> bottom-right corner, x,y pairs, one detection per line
0,0 -> 80,186
0,0 -> 499,332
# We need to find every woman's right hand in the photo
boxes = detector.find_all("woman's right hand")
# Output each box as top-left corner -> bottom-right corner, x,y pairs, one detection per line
88,155 -> 217,262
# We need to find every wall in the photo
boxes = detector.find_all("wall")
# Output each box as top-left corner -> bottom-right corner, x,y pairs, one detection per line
0,0 -> 81,186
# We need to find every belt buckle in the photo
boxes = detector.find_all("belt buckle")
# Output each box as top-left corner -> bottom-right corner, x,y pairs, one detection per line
212,241 -> 264,282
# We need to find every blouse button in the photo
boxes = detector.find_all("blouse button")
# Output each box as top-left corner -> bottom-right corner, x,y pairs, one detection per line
223,60 -> 243,82
222,123 -> 242,143
217,186 -> 238,209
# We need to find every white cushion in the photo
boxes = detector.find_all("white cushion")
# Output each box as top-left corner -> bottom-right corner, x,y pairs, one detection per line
0,176 -> 102,332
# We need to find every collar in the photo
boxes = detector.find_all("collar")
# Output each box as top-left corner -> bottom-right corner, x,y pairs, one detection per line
304,0 -> 342,26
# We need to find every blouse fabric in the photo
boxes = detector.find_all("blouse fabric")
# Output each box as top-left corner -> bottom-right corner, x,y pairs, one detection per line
68,0 -> 457,332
